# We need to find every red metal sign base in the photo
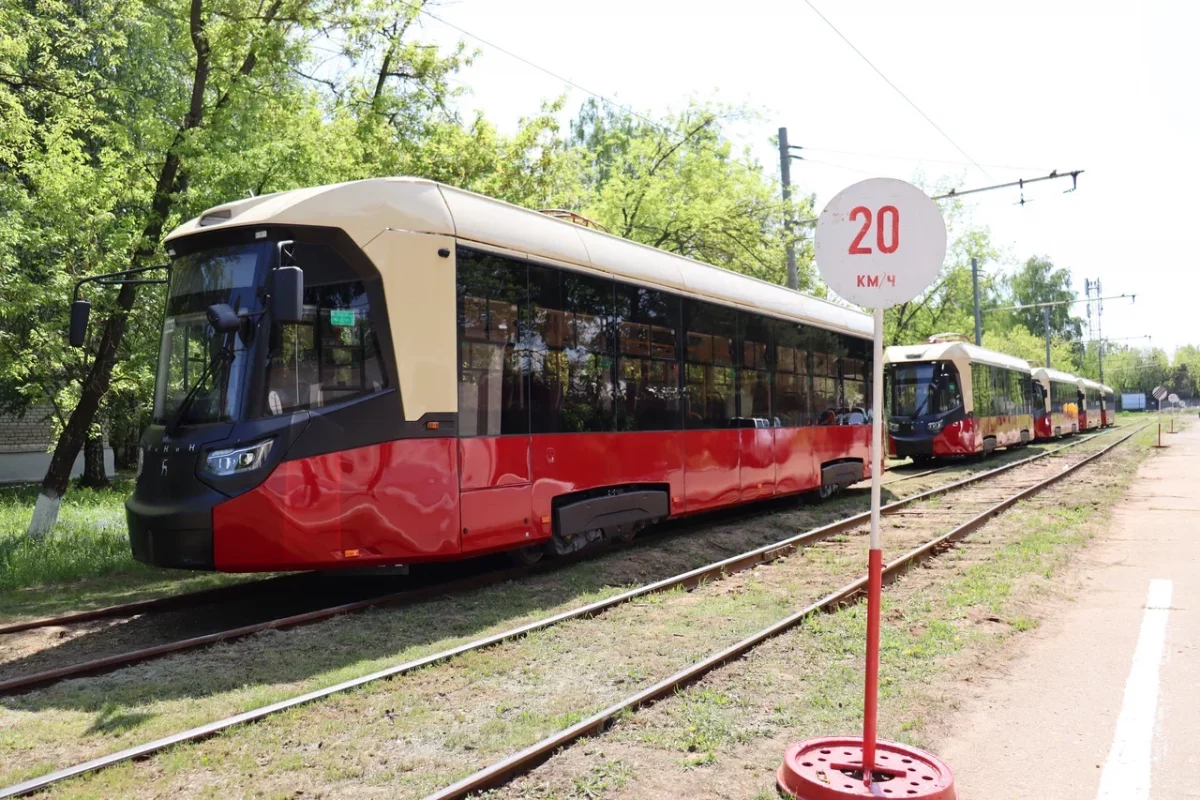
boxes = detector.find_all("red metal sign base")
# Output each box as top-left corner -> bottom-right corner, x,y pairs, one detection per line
777,737 -> 956,799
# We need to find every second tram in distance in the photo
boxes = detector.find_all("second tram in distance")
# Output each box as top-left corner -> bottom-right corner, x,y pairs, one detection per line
884,338 -> 1035,462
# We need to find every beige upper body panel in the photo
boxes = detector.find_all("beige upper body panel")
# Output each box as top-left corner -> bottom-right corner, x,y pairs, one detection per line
168,177 -> 872,338
165,179 -> 456,248
1031,367 -> 1080,390
166,177 -> 875,422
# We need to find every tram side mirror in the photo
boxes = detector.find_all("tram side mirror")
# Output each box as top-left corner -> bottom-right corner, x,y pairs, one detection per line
271,266 -> 304,323
206,303 -> 241,333
68,300 -> 91,348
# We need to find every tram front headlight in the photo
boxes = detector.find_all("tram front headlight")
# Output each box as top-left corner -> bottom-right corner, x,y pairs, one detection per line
887,421 -> 900,432
926,420 -> 944,432
202,439 -> 274,476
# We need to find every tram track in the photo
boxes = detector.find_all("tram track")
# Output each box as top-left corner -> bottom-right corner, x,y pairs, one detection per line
0,425 -> 1135,799
0,430 -> 1112,698
422,424 -> 1146,800
0,575 -> 300,636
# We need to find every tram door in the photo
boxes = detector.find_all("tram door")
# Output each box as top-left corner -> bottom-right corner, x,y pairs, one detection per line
455,251 -> 534,555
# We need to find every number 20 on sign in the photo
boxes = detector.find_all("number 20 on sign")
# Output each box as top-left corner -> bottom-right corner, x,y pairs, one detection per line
814,178 -> 946,309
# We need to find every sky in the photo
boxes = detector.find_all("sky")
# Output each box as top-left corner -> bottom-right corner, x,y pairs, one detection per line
410,0 -> 1199,353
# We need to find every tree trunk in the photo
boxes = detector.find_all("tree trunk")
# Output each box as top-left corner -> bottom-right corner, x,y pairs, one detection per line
25,0 -> 215,540
25,0 -> 282,538
27,278 -> 140,538
80,433 -> 109,488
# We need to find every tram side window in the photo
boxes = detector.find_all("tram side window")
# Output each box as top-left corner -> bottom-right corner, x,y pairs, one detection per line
264,244 -> 387,416
1050,380 -> 1069,413
810,340 -> 843,425
843,344 -> 869,422
972,364 -> 991,417
772,320 -> 809,427
455,249 -> 529,436
684,300 -> 736,428
1032,380 -> 1046,414
529,266 -> 615,433
614,282 -> 680,431
1014,371 -> 1025,414
738,311 -> 772,425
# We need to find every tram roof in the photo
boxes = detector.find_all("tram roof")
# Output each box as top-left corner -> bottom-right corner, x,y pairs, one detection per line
883,341 -> 1032,373
167,177 -> 872,340
1031,367 -> 1080,385
1079,377 -> 1105,391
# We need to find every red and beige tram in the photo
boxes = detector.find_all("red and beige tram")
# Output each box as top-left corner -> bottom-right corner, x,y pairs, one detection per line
883,339 -> 1035,461
1099,383 -> 1116,427
1077,377 -> 1104,431
95,178 -> 877,572
1031,367 -> 1080,439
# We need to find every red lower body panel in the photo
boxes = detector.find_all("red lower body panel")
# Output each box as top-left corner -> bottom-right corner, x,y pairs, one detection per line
212,438 -> 460,571
932,419 -> 977,455
212,424 -> 871,570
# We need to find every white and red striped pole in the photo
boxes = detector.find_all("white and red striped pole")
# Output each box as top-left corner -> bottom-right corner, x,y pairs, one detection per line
862,307 -> 885,785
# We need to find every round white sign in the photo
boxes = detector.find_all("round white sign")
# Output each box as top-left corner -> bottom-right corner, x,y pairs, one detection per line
814,178 -> 947,309
1169,393 -> 1179,403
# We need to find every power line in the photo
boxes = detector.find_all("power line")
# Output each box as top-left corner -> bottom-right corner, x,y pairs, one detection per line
799,156 -> 878,177
402,1 -> 767,178
801,0 -> 992,180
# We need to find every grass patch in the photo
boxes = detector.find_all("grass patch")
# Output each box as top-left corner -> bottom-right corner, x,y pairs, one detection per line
0,479 -> 258,621
0,479 -> 144,592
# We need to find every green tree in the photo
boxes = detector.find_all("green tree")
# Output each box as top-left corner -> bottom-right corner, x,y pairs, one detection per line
1004,255 -> 1082,340
982,325 -> 1078,372
0,0 -> 473,537
568,99 -> 806,286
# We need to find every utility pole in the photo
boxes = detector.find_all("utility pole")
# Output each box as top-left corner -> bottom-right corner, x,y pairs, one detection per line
1043,306 -> 1052,368
778,127 -> 798,290
971,257 -> 982,346
1086,278 -> 1105,383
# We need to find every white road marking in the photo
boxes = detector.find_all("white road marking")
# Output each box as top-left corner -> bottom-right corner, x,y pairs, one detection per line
1095,579 -> 1173,800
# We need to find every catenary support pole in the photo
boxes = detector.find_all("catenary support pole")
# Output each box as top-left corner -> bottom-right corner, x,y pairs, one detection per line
779,127 -> 798,291
972,257 -> 982,346
1044,305 -> 1052,368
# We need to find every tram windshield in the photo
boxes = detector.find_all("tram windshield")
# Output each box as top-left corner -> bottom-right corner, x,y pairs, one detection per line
888,361 -> 961,418
151,243 -> 266,426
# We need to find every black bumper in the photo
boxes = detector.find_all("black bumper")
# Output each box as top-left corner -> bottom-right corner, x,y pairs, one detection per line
890,436 -> 935,458
126,494 -> 216,570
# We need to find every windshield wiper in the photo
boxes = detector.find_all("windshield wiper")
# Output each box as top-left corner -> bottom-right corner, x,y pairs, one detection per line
165,343 -> 234,434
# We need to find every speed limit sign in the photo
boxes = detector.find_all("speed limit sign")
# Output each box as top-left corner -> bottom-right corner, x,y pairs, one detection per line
801,177 -> 950,794
814,178 -> 947,308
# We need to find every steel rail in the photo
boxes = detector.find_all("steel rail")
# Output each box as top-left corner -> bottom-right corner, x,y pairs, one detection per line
422,425 -> 1145,800
878,463 -> 947,486
0,429 -> 1112,698
0,426 -> 1132,799
0,576 -> 301,636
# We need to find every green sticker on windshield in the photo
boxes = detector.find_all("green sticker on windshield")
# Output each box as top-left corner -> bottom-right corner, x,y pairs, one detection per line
329,309 -> 355,327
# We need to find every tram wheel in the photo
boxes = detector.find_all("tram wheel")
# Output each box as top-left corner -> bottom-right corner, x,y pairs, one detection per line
507,545 -> 545,567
